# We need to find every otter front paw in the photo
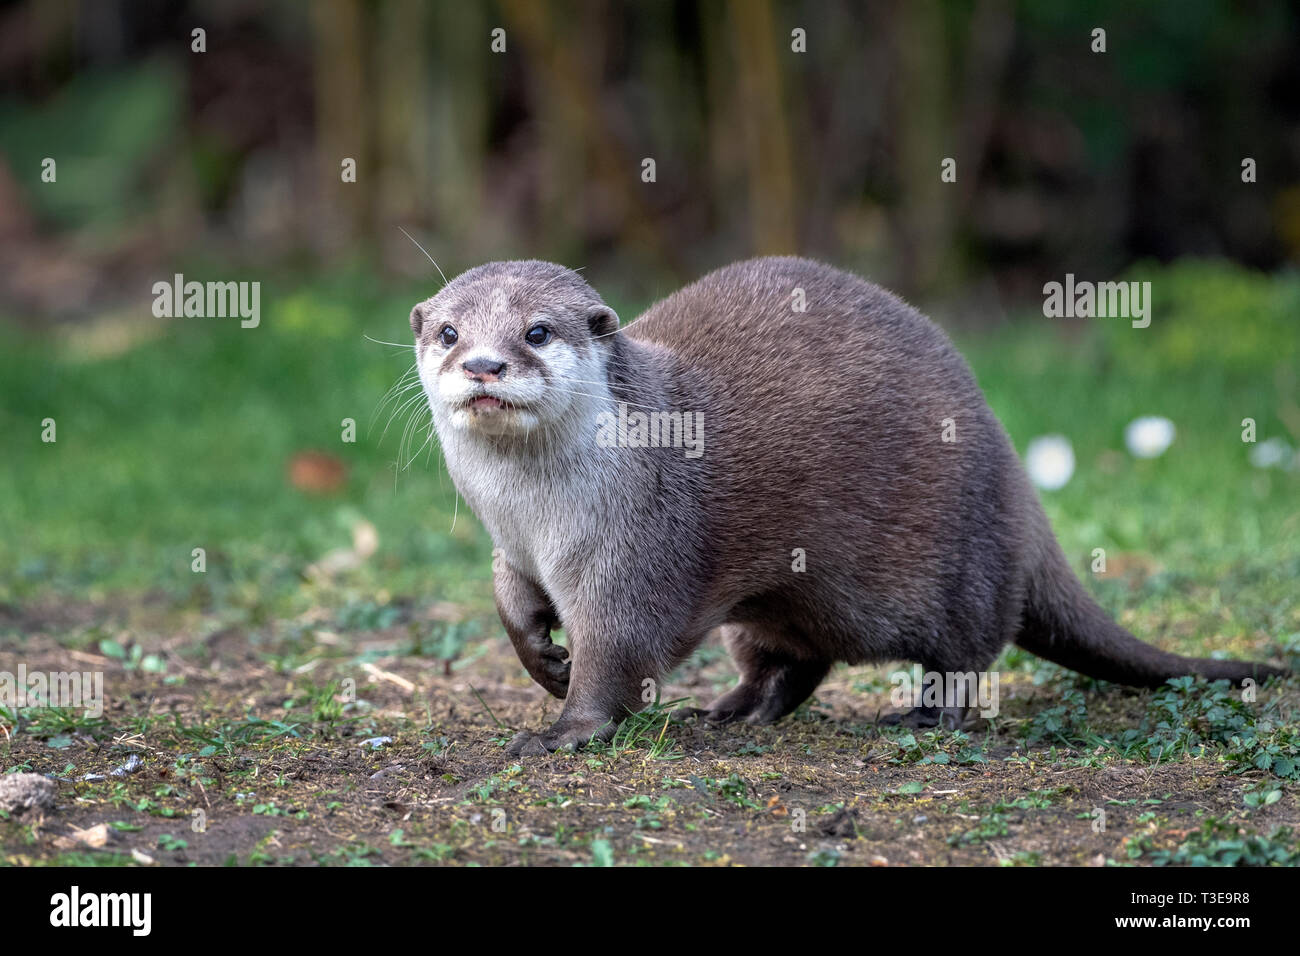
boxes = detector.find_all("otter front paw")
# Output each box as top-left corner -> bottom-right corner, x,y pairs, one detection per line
518,640 -> 570,698
506,717 -> 617,756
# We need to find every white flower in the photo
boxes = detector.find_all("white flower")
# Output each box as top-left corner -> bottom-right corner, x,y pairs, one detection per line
1249,437 -> 1294,470
1124,416 -> 1176,459
1025,435 -> 1075,490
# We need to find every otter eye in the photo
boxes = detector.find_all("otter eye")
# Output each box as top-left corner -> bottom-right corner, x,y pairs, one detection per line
438,325 -> 458,347
525,324 -> 552,346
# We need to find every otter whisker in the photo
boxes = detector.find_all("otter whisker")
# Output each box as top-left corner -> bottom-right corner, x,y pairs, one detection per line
368,369 -> 421,436
547,381 -> 665,413
380,389 -> 431,446
532,265 -> 587,298
363,334 -> 416,350
402,421 -> 438,471
555,375 -> 657,400
398,226 -> 450,288
371,374 -> 422,429
372,383 -> 424,432
589,316 -> 647,340
425,420 -> 439,467
398,394 -> 434,466
370,365 -> 419,415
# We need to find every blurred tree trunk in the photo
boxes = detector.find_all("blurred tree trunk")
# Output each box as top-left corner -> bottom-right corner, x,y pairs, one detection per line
375,0 -> 429,235
957,0 -> 1014,213
894,0 -> 1013,295
29,0 -> 76,91
728,0 -> 796,256
311,0 -> 367,255
535,2 -> 590,259
893,0 -> 950,293
501,0 -> 678,273
701,4 -> 745,257
429,1 -> 489,259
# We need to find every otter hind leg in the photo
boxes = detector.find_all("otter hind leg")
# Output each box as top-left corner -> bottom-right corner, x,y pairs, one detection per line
879,705 -> 968,730
689,624 -> 831,725
880,652 -> 998,730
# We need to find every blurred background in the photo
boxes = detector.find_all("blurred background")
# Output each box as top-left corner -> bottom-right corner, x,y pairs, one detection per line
1,1 -> 1297,634
3,0 -> 1300,315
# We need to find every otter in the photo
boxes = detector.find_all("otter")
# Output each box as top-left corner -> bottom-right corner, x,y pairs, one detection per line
408,257 -> 1284,755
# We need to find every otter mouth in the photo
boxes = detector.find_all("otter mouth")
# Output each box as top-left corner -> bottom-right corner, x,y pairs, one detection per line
462,394 -> 516,413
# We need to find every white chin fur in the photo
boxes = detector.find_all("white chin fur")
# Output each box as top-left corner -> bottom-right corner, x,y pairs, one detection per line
446,404 -> 542,435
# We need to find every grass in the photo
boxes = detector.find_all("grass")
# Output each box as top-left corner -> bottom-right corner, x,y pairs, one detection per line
1,258 -> 1297,866
2,259 -> 1297,618
0,261 -> 484,606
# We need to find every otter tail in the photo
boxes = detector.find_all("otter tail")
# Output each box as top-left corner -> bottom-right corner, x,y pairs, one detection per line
1013,526 -> 1285,688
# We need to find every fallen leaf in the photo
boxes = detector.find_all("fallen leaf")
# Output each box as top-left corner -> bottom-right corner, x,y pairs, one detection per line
288,451 -> 347,494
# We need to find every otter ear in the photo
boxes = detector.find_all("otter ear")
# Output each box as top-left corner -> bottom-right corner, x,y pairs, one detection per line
410,303 -> 428,337
586,305 -> 619,340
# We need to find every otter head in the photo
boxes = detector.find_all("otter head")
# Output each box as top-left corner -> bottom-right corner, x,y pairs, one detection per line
410,261 -> 620,439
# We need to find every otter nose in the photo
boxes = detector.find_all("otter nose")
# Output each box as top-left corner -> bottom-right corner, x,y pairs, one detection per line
462,357 -> 506,381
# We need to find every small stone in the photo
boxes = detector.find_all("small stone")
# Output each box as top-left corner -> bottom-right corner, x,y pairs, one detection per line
0,773 -> 57,814
818,807 -> 857,838
53,823 -> 113,849
109,753 -> 144,776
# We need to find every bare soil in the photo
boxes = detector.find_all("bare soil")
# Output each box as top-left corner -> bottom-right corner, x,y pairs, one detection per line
2,597 -> 1297,867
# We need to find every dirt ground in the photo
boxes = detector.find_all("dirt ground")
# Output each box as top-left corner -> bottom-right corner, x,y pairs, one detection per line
2,596 -> 1297,867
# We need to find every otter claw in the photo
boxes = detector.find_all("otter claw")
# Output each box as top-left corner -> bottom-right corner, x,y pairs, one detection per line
505,719 -> 616,756
519,642 -> 570,698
